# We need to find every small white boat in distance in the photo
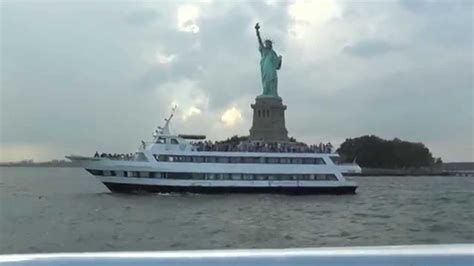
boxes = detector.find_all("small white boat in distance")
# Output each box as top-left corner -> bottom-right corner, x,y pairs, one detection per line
67,108 -> 361,194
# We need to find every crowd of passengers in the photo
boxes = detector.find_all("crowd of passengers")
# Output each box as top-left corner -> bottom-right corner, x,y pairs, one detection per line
191,141 -> 333,153
93,152 -> 134,160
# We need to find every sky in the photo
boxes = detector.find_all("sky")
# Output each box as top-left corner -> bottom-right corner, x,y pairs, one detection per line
1,0 -> 473,162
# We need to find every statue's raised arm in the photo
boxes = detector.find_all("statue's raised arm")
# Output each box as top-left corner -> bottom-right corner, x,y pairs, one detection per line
255,23 -> 264,49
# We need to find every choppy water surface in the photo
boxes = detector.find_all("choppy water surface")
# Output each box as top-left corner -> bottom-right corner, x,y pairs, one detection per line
0,167 -> 473,254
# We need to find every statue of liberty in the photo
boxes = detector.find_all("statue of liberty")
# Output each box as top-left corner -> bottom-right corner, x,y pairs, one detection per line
255,23 -> 282,98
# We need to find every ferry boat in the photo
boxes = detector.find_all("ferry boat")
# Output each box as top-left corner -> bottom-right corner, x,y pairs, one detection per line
67,109 -> 361,194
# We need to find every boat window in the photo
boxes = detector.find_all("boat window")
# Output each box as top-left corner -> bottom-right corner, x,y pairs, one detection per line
170,138 -> 179,144
315,158 -> 326,164
181,156 -> 190,162
127,171 -> 139,178
206,156 -> 217,163
267,157 -> 279,164
315,174 -> 326,180
268,175 -> 277,180
168,172 -> 189,179
330,156 -> 340,164
155,155 -> 168,161
291,158 -> 303,164
206,173 -> 216,180
135,152 -> 148,162
242,157 -> 259,163
243,174 -> 253,180
192,173 -> 205,179
231,173 -> 242,180
118,171 -> 127,177
145,172 -> 336,181
86,169 -> 103,176
217,157 -> 229,163
157,137 -> 165,144
110,171 -> 116,176
103,170 -> 111,176
230,157 -> 241,163
192,156 -> 204,163
154,155 -> 329,165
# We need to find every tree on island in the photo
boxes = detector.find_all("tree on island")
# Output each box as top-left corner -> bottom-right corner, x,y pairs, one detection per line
337,135 -> 440,169
217,135 -> 249,145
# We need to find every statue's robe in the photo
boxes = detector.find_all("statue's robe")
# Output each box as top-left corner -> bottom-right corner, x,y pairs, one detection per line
259,47 -> 281,97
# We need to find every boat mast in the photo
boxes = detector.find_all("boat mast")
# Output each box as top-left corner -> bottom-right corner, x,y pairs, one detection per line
162,105 -> 177,135
154,105 -> 177,139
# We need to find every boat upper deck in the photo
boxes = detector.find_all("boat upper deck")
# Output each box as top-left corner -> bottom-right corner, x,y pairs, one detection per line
190,140 -> 333,154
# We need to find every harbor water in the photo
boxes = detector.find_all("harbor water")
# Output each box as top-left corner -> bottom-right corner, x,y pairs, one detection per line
0,167 -> 473,254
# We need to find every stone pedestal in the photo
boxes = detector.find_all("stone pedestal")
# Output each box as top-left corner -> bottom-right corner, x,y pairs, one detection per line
249,96 -> 288,142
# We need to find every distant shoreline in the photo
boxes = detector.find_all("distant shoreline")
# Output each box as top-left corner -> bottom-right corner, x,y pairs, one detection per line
0,161 -> 79,168
347,168 -> 449,177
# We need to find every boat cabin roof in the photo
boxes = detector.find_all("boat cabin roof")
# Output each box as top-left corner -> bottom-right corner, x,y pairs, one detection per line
178,134 -> 206,140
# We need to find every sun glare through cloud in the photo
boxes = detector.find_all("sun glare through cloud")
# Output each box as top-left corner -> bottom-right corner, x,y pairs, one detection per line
288,0 -> 341,39
177,4 -> 200,33
156,53 -> 176,64
220,107 -> 243,127
182,106 -> 202,120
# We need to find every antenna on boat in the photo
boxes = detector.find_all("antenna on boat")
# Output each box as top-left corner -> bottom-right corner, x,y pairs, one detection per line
161,105 -> 177,135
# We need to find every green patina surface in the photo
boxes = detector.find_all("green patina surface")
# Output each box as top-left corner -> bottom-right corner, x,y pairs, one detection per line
255,23 -> 282,98
259,46 -> 281,97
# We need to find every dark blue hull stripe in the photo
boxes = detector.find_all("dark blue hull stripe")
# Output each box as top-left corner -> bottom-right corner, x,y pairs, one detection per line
102,182 -> 357,195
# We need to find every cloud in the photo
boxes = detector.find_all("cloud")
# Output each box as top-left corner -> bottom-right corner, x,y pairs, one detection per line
343,40 -> 398,57
156,53 -> 176,64
125,8 -> 160,25
1,1 -> 472,162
